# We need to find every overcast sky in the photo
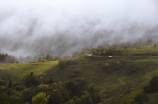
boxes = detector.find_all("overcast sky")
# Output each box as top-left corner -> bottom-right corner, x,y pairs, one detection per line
0,0 -> 158,57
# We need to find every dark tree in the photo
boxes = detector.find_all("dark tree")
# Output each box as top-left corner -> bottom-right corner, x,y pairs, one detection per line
30,72 -> 34,76
46,54 -> 50,61
7,80 -> 12,96
38,57 -> 42,62
143,85 -> 153,93
8,80 -> 12,88
24,75 -> 39,87
49,78 -> 53,85
149,76 -> 158,91
133,93 -> 149,104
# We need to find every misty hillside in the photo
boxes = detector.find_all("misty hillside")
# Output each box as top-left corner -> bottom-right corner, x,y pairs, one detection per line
1,0 -> 158,104
1,45 -> 158,103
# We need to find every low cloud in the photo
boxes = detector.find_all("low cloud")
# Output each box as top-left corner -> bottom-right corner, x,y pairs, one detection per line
0,0 -> 158,57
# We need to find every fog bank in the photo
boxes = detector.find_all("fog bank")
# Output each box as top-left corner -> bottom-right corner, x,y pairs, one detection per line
0,0 -> 158,57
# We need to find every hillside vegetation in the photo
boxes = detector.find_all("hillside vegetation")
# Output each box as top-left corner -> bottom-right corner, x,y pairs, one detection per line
1,44 -> 158,103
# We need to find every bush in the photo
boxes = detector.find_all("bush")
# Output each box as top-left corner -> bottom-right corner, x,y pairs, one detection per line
41,59 -> 47,62
88,83 -> 95,93
15,85 -> 26,91
32,92 -> 50,104
105,63 -> 109,67
133,93 -> 149,104
80,91 -> 92,104
116,61 -> 120,65
149,76 -> 158,91
105,49 -> 122,56
91,93 -> 101,104
0,78 -> 6,86
66,59 -> 76,65
48,89 -> 66,104
37,72 -> 46,78
0,92 -> 8,104
21,88 -> 35,103
45,78 -> 54,85
64,100 -> 75,104
58,59 -> 67,69
143,85 -> 153,93
64,81 -> 78,96
23,74 -> 40,87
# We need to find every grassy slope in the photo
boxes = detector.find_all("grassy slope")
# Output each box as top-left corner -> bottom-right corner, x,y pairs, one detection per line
44,47 -> 158,104
0,61 -> 58,82
116,44 -> 158,55
1,48 -> 158,103
118,48 -> 158,55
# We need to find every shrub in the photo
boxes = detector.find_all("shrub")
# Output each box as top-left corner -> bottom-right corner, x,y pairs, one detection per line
29,61 -> 36,63
88,83 -> 95,93
105,63 -> 109,67
14,85 -> 26,91
23,74 -> 40,87
66,59 -> 76,65
0,86 -> 6,92
37,72 -> 46,78
30,72 -> 34,76
22,88 -> 34,103
0,78 -> 6,86
0,92 -> 8,104
143,85 -> 153,93
64,100 -> 75,104
45,78 -> 53,85
127,69 -> 137,75
64,81 -> 78,96
105,49 -> 122,56
116,61 -> 120,65
80,91 -> 92,104
47,89 -> 65,104
41,59 -> 47,62
58,59 -> 67,69
149,76 -> 158,91
133,93 -> 149,104
91,93 -> 101,104
73,97 -> 82,104
32,92 -> 50,104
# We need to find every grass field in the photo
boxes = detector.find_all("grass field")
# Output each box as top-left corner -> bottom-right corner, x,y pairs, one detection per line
0,61 -> 58,82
